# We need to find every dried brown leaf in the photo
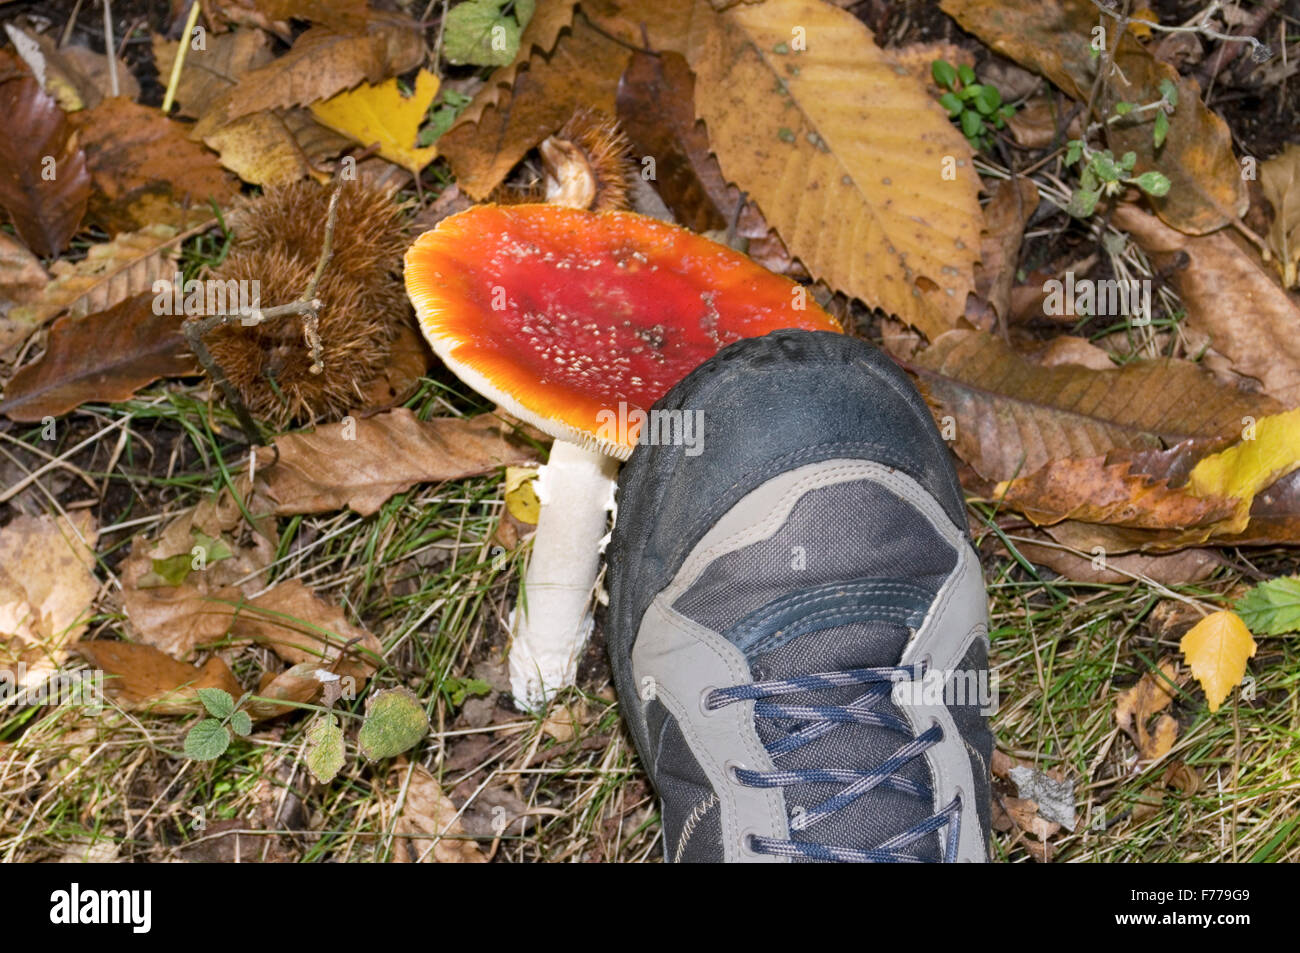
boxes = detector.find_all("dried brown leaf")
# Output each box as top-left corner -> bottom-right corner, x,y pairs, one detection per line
73,640 -> 243,715
0,511 -> 98,693
686,0 -> 983,339
193,21 -> 424,137
0,49 -> 90,257
0,293 -> 196,422
1114,203 -> 1300,407
907,329 -> 1280,482
70,98 -> 239,232
253,409 -> 539,516
389,764 -> 488,863
1260,143 -> 1300,288
975,177 -> 1038,324
1115,656 -> 1183,760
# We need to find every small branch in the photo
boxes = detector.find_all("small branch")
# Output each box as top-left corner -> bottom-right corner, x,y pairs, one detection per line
162,0 -> 202,114
101,0 -> 119,97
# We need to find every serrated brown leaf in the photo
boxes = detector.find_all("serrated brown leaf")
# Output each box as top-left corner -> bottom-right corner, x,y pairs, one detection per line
0,293 -> 197,421
231,579 -> 382,684
941,0 -> 1244,234
7,223 -> 182,335
0,49 -> 90,257
253,409 -> 539,516
995,455 -> 1237,529
439,16 -> 631,200
153,31 -> 349,187
615,48 -> 785,255
907,329 -> 1281,482
449,0 -> 579,133
73,640 -> 243,715
686,0 -> 982,339
1114,203 -> 1300,408
70,98 -> 239,232
257,0 -> 371,32
193,21 -> 425,138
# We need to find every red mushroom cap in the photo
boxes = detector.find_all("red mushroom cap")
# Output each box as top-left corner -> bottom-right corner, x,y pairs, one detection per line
404,203 -> 841,459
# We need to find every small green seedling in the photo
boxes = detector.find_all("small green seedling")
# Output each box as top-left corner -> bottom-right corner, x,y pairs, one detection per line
1064,143 -> 1171,217
184,688 -> 253,761
932,59 -> 1016,151
302,687 -> 431,785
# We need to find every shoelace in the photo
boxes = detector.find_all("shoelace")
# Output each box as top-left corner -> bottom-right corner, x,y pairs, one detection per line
706,663 -> 962,862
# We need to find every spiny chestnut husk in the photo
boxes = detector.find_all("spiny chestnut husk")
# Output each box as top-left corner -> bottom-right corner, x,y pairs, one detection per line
205,180 -> 410,427
540,108 -> 635,211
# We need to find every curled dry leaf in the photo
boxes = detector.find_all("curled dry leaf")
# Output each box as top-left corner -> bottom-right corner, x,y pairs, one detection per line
1115,657 -> 1183,761
6,25 -> 139,111
0,49 -> 90,257
0,511 -> 98,694
0,232 -> 48,354
192,21 -> 425,138
1114,203 -> 1300,408
974,177 -> 1039,325
253,409 -> 540,517
232,579 -> 383,685
994,456 -> 1237,530
73,640 -> 243,715
941,0 -> 1245,234
388,763 -> 488,863
686,0 -> 982,340
907,329 -> 1281,482
1003,530 -> 1219,584
0,292 -> 197,422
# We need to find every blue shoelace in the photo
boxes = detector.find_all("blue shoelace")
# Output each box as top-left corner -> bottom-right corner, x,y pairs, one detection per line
705,663 -> 962,862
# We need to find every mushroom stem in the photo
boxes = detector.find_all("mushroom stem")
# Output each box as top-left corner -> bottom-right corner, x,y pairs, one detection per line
509,439 -> 619,710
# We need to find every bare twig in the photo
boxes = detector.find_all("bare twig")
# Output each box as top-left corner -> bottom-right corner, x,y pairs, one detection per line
183,181 -> 345,447
101,0 -> 119,97
162,0 -> 202,114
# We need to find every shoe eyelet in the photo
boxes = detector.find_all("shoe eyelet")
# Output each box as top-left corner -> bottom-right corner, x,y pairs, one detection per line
929,716 -> 945,742
724,759 -> 747,783
699,686 -> 719,716
919,653 -> 933,677
739,828 -> 761,856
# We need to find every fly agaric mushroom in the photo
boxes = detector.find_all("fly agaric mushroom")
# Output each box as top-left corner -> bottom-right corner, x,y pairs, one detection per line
404,203 -> 841,710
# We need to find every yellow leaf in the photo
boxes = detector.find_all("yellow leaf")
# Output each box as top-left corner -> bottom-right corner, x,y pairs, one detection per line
1128,7 -> 1158,39
310,70 -> 439,176
504,466 -> 540,524
1187,407 -> 1300,532
1179,610 -> 1257,713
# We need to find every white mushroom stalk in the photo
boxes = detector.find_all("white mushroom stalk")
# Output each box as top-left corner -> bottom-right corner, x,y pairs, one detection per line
508,440 -> 619,709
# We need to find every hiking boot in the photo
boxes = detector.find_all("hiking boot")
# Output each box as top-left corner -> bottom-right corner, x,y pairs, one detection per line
606,329 -> 993,863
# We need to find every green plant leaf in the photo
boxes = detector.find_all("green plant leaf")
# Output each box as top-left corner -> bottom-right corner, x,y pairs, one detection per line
960,109 -> 983,139
970,84 -> 1001,116
1159,77 -> 1178,106
229,710 -> 253,737
197,687 -> 235,720
305,714 -> 347,784
444,676 -> 492,707
1236,577 -> 1300,635
1067,187 -> 1101,218
1133,170 -> 1171,196
1114,101 -> 1133,115
1065,140 -> 1084,165
1153,109 -> 1169,148
1119,151 -> 1137,171
1092,153 -> 1120,182
184,719 -> 231,760
149,552 -> 194,587
938,91 -> 963,118
931,58 -> 958,89
957,63 -> 977,86
358,688 -> 429,760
